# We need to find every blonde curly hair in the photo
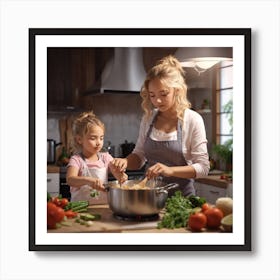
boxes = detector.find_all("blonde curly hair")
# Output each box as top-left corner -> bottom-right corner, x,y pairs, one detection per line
72,111 -> 105,150
140,55 -> 191,120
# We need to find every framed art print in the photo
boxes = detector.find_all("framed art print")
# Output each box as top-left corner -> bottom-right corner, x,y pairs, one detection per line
29,28 -> 251,251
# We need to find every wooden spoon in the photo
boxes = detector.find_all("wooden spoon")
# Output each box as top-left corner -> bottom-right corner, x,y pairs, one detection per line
138,177 -> 148,187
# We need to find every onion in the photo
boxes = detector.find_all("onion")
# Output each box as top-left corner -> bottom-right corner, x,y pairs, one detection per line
215,197 -> 233,216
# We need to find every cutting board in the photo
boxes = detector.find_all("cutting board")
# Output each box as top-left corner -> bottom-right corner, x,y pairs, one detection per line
48,205 -> 161,233
66,116 -> 75,155
47,205 -> 223,233
57,116 -> 75,158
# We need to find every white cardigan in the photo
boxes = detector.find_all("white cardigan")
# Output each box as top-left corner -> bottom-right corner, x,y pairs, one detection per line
133,108 -> 210,178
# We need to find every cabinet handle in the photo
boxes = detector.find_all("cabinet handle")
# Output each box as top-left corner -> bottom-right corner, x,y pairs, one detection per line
209,190 -> 220,195
47,178 -> 51,182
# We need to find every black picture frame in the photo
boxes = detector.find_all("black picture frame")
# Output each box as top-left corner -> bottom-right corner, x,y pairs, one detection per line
29,28 -> 251,251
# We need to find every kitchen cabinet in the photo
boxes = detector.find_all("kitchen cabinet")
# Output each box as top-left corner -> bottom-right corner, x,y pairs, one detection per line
47,48 -> 97,111
194,181 -> 230,205
47,173 -> 59,197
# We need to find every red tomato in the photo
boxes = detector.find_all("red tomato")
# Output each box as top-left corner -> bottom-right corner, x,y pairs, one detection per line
64,210 -> 77,219
47,201 -> 65,229
47,201 -> 58,215
54,207 -> 65,222
52,197 -> 61,207
47,217 -> 57,229
201,203 -> 211,212
60,198 -> 69,208
204,207 -> 224,229
47,203 -> 58,229
188,212 -> 207,232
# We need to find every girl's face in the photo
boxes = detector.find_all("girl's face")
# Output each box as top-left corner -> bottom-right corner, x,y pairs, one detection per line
148,78 -> 176,112
77,125 -> 104,156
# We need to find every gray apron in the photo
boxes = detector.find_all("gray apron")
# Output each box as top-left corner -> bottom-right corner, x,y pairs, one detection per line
143,114 -> 195,197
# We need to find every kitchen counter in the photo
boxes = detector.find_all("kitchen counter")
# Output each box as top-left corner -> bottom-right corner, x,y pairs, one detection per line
48,204 -> 225,233
47,165 -> 60,173
196,170 -> 232,189
196,175 -> 228,188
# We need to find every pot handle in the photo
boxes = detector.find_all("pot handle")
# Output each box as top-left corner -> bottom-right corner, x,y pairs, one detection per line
103,184 -> 110,192
156,183 -> 179,194
55,142 -> 62,147
160,183 -> 179,191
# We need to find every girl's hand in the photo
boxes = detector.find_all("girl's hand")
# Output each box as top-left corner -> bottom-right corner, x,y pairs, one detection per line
111,158 -> 128,172
119,172 -> 128,184
146,163 -> 173,179
109,161 -> 128,184
90,178 -> 106,192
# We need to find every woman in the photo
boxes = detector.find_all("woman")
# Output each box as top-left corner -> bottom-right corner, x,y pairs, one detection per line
112,55 -> 209,196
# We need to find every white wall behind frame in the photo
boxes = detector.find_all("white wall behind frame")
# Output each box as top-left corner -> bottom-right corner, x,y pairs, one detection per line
0,1 -> 280,280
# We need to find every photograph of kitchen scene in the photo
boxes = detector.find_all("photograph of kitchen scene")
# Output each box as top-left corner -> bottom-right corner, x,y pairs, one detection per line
47,47 -> 233,233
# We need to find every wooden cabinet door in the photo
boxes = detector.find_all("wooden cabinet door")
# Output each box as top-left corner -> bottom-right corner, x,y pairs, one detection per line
47,48 -> 96,111
195,182 -> 228,205
47,48 -> 72,109
200,183 -> 227,204
47,173 -> 60,196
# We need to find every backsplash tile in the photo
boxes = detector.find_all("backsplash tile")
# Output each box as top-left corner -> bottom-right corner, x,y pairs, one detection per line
47,94 -> 143,157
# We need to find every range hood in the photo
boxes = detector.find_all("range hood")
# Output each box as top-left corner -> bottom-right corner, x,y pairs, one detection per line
84,47 -> 147,95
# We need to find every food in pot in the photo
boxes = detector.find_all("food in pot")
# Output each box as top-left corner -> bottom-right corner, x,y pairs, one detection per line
110,183 -> 150,190
106,180 -> 179,216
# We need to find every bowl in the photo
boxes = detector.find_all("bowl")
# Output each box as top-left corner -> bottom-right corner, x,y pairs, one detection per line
221,214 -> 233,232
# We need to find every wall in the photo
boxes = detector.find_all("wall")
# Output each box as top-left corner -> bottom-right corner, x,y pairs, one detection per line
87,94 -> 143,156
47,79 -> 215,159
47,94 -> 143,158
187,68 -> 214,153
47,63 -> 215,158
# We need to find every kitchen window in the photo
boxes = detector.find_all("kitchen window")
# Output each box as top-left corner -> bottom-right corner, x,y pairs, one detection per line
215,61 -> 233,145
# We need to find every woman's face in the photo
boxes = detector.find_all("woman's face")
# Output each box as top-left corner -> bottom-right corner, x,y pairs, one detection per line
148,78 -> 175,112
77,125 -> 104,155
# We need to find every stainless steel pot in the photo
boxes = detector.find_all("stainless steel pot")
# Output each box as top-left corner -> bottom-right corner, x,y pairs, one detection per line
47,139 -> 62,164
106,180 -> 179,216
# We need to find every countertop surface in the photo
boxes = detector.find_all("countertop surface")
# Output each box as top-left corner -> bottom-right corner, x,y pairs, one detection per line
196,175 -> 229,188
48,204 -> 225,233
196,170 -> 232,188
47,165 -> 61,173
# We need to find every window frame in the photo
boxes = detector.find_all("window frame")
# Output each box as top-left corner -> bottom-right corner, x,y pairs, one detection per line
214,62 -> 233,145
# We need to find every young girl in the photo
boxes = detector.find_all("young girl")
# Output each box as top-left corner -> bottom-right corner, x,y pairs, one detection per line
66,111 -> 128,204
112,55 -> 210,197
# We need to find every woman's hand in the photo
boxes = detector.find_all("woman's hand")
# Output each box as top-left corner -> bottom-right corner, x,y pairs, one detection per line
111,158 -> 128,172
146,163 -> 174,179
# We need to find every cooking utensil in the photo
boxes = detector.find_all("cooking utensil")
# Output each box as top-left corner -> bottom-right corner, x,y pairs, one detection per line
106,141 -> 115,157
47,139 -> 62,164
105,179 -> 179,216
66,116 -> 75,154
138,177 -> 148,187
120,140 -> 135,157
